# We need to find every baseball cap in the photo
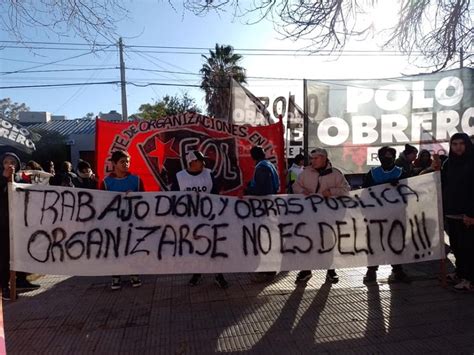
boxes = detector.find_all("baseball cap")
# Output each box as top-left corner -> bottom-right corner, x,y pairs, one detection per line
186,150 -> 206,164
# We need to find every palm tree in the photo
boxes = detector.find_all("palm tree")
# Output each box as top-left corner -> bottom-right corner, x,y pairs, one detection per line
200,44 -> 246,120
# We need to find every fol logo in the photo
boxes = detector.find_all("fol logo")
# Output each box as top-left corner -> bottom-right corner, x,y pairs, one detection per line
138,129 -> 242,193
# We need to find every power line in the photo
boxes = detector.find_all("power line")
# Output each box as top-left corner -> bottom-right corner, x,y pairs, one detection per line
0,56 -> 119,68
0,67 -> 118,74
2,65 -> 459,83
2,46 -> 433,56
0,81 -> 120,89
0,46 -> 115,76
0,40 -> 110,47
53,51 -> 115,114
0,40 -> 450,54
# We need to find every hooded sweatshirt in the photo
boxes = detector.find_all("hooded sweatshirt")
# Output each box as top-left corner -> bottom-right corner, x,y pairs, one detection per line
441,133 -> 474,216
1,152 -> 22,221
1,152 -> 23,277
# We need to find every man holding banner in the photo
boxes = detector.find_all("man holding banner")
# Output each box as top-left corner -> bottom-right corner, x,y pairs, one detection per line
292,148 -> 350,284
101,150 -> 143,290
362,146 -> 410,283
172,150 -> 229,289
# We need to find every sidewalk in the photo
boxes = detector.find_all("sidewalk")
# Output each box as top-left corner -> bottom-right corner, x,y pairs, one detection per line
3,258 -> 474,354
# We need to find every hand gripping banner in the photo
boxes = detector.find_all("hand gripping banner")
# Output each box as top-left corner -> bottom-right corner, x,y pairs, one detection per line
95,113 -> 286,195
10,173 -> 444,276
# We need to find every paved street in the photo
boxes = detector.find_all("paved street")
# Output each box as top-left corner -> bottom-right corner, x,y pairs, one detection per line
3,257 -> 474,354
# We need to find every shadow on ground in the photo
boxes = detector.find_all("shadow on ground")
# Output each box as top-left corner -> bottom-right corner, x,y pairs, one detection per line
3,258 -> 474,354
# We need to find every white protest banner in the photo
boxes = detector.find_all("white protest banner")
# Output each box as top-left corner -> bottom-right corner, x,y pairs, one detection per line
10,173 -> 444,276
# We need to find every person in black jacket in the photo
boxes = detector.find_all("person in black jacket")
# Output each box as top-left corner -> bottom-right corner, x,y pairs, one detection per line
0,153 -> 40,300
362,146 -> 410,284
49,161 -> 78,187
75,160 -> 98,189
441,133 -> 474,291
395,144 -> 418,177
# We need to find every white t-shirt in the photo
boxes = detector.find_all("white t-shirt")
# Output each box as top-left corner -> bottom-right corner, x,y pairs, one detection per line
176,168 -> 213,192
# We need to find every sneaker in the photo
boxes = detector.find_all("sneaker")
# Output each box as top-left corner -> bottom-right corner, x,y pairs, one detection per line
1,288 -> 11,301
189,274 -> 202,287
16,279 -> 40,290
453,279 -> 473,292
363,270 -> 377,284
326,270 -> 339,284
130,276 -> 142,288
389,270 -> 412,283
111,277 -> 121,290
215,274 -> 229,289
295,270 -> 312,284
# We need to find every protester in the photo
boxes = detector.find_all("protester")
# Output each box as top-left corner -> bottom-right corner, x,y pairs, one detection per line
15,160 -> 43,290
441,133 -> 474,291
100,150 -> 143,290
0,153 -> 20,300
418,154 -> 441,175
49,161 -> 78,187
362,146 -> 410,283
75,160 -> 98,189
292,148 -> 350,284
245,146 -> 280,282
42,160 -> 55,175
395,144 -> 418,177
171,150 -> 229,289
287,153 -> 304,193
21,160 -> 43,183
413,149 -> 432,175
245,146 -> 280,196
1,153 -> 42,301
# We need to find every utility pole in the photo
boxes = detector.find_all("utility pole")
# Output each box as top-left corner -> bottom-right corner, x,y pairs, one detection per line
303,79 -> 309,166
460,47 -> 464,69
119,37 -> 128,122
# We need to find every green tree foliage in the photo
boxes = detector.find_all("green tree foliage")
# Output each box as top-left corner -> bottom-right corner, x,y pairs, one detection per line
136,93 -> 201,120
0,98 -> 29,121
200,44 -> 246,120
83,112 -> 96,120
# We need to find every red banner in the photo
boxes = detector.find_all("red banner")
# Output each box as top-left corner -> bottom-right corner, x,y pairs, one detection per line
96,112 -> 286,195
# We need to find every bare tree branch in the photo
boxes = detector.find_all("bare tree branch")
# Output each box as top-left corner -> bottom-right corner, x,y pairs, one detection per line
0,0 -> 129,47
184,0 -> 473,71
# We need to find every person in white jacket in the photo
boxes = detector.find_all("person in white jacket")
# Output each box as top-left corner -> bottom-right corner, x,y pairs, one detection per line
292,148 -> 350,284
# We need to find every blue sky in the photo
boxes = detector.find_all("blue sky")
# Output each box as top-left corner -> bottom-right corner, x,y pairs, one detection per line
0,1 -> 426,119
